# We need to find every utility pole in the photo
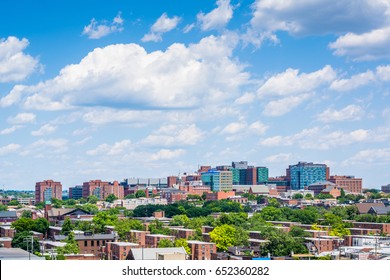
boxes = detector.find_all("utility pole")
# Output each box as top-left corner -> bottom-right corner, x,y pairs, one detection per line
23,236 -> 33,260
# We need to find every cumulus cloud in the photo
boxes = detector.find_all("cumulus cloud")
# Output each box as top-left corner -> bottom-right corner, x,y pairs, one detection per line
219,120 -> 268,141
264,153 -> 293,164
20,138 -> 68,156
0,126 -> 22,135
2,35 -> 248,111
259,127 -> 372,150
329,27 -> 390,61
7,113 -> 36,124
82,12 -> 124,39
246,0 -> 390,46
197,0 -> 233,31
258,66 -> 336,116
234,92 -> 256,105
0,143 -> 21,155
317,105 -> 365,123
31,124 -> 57,136
86,140 -> 132,156
141,124 -> 204,147
142,13 -> 181,42
330,65 -> 390,91
344,148 -> 390,165
258,65 -> 336,97
149,148 -> 186,161
0,36 -> 40,82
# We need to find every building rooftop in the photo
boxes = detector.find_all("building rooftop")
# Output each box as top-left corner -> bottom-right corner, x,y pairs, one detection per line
0,211 -> 17,218
130,247 -> 187,260
54,233 -> 116,241
0,248 -> 45,260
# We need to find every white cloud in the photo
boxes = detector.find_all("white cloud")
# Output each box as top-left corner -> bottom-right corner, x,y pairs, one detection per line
183,24 -> 195,33
258,66 -> 336,116
7,113 -> 36,124
344,148 -> 390,165
141,124 -> 204,147
31,124 -> 57,136
221,121 -> 246,134
263,94 -> 311,116
0,36 -> 40,82
264,153 -> 293,163
86,140 -> 132,156
21,138 -> 68,156
82,12 -> 124,39
149,148 -> 186,161
0,143 -> 21,155
197,0 -> 233,31
330,70 -> 376,91
259,127 -> 371,150
317,105 -> 365,123
142,13 -> 181,42
329,65 -> 390,91
234,92 -> 256,105
258,65 -> 336,97
329,27 -> 390,61
246,0 -> 390,46
0,125 -> 22,135
2,35 -> 248,111
248,121 -> 268,135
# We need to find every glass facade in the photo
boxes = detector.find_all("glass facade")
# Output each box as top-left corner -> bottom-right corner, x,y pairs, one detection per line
257,167 -> 269,184
43,188 -> 52,202
289,162 -> 327,190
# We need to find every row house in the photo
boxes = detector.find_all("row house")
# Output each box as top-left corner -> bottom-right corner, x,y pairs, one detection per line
145,234 -> 175,248
104,242 -> 140,260
127,230 -> 150,246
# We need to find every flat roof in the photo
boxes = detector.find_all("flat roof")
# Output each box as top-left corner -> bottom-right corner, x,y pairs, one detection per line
0,248 -> 45,260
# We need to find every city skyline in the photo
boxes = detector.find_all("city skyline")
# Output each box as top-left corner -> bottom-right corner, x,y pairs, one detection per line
1,0 -> 390,190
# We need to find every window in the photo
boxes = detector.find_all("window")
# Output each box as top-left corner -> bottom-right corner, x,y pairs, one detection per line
91,240 -> 94,246
97,240 -> 100,246
84,241 -> 87,247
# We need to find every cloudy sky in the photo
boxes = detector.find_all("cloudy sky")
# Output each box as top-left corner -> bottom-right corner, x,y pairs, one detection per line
1,0 -> 390,190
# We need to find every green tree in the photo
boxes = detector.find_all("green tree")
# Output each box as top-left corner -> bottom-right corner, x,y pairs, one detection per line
92,211 -> 118,233
157,238 -> 174,248
32,218 -> 50,234
34,202 -> 45,210
135,190 -> 146,198
124,194 -> 136,199
11,231 -> 40,253
105,194 -> 118,203
292,193 -> 303,200
148,219 -> 172,235
329,224 -> 351,238
7,199 -> 20,206
209,224 -> 236,252
114,219 -> 143,241
169,214 -> 191,227
87,195 -> 99,204
259,206 -> 283,221
267,198 -> 280,208
174,238 -> 191,254
11,217 -> 34,232
61,217 -> 74,235
0,204 -> 7,211
51,198 -> 63,208
21,210 -> 32,218
261,227 -> 308,257
316,193 -> 334,200
57,232 -> 80,255
305,193 -> 313,200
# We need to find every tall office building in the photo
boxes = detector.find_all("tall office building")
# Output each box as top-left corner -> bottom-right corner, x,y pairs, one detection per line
257,167 -> 269,184
201,169 -> 233,192
287,162 -> 328,190
69,185 -> 83,200
35,180 -> 62,203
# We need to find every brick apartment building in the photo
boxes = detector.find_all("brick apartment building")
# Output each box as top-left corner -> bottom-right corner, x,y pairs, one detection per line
82,180 -> 124,200
35,180 -> 62,203
104,242 -> 140,260
168,228 -> 196,239
160,189 -> 187,203
205,191 -> 235,201
144,234 -> 175,248
329,175 -> 362,194
178,184 -> 211,196
187,240 -> 216,260
0,225 -> 15,238
126,230 -> 150,246
54,233 -> 117,257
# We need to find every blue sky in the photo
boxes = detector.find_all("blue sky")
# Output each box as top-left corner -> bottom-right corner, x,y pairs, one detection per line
1,0 -> 390,190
